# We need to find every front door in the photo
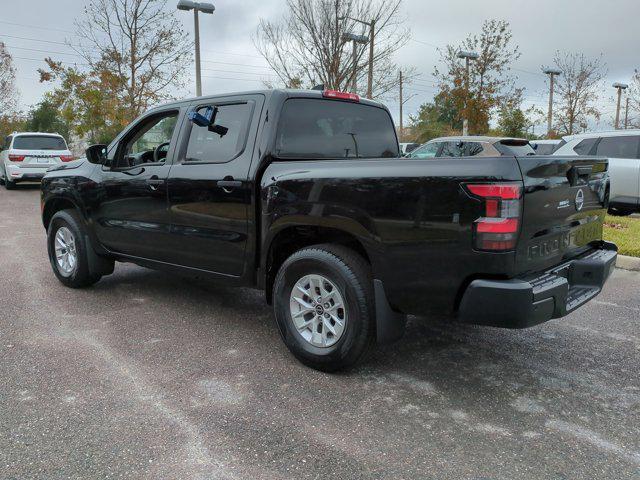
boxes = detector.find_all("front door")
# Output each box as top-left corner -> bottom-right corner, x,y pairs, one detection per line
92,109 -> 182,260
165,95 -> 264,276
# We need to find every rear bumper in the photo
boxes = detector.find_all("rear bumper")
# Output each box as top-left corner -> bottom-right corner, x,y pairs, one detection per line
6,164 -> 49,181
457,242 -> 617,328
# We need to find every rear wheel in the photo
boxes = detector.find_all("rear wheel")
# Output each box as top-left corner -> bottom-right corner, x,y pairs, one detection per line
47,210 -> 107,288
272,244 -> 375,372
4,177 -> 15,190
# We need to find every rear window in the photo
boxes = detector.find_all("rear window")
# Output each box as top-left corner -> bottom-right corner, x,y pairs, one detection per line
595,136 -> 640,159
495,140 -> 535,156
276,98 -> 398,159
13,135 -> 67,150
533,144 -> 557,155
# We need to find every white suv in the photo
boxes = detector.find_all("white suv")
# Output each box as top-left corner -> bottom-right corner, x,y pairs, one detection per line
553,130 -> 640,215
0,132 -> 73,190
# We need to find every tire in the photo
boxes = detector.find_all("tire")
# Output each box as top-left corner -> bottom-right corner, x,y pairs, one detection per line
272,244 -> 375,372
608,207 -> 633,217
4,178 -> 15,190
47,209 -> 105,288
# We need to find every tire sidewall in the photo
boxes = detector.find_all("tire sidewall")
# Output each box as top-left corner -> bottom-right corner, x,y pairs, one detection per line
273,251 -> 370,369
47,211 -> 92,287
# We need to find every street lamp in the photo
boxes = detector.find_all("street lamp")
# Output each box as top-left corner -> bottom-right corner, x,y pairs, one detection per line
340,16 -> 375,99
177,0 -> 215,97
342,32 -> 368,94
457,50 -> 478,136
543,68 -> 562,136
612,82 -> 628,130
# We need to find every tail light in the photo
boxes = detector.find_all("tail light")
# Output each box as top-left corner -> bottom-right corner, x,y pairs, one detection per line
59,155 -> 74,162
322,90 -> 360,102
465,182 -> 522,251
8,154 -> 25,162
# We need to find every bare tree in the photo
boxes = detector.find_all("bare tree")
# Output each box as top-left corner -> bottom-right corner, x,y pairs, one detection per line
550,52 -> 606,135
254,0 -> 412,99
626,69 -> 640,128
72,0 -> 193,119
0,42 -> 18,113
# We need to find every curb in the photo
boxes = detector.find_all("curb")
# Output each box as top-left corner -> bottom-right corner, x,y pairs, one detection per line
616,254 -> 640,272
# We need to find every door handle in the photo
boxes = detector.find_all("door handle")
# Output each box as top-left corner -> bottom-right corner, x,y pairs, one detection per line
217,178 -> 242,192
147,176 -> 165,190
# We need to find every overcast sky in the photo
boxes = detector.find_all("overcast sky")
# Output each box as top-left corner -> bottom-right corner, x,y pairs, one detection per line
3,0 -> 639,135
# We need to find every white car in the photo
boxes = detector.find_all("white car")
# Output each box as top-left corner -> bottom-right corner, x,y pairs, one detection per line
0,132 -> 73,190
553,130 -> 640,215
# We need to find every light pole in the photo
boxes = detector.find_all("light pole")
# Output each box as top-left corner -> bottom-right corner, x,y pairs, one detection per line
339,16 -> 375,99
543,68 -> 561,137
177,0 -> 215,97
342,33 -> 368,94
457,50 -> 478,136
613,82 -> 628,129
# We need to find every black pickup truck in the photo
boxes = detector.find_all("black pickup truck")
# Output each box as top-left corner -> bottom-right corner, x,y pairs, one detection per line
41,89 -> 617,371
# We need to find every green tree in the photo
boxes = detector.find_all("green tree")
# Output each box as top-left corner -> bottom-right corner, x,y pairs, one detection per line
433,20 -> 522,134
39,58 -> 130,144
407,101 -> 455,143
25,99 -> 71,141
497,105 -> 529,138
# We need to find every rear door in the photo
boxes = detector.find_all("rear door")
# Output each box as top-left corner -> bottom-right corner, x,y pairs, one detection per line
164,94 -> 264,276
514,155 -> 609,273
594,135 -> 640,208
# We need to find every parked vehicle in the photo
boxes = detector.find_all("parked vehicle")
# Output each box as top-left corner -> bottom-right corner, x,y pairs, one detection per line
1,132 -> 73,190
40,89 -> 617,371
553,130 -> 640,215
408,136 -> 536,159
531,139 -> 562,155
399,142 -> 420,156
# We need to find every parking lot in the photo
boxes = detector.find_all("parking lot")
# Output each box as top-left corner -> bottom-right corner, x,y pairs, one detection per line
1,185 -> 639,479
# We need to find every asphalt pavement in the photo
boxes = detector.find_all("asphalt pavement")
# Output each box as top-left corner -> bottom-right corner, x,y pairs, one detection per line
1,184 -> 639,479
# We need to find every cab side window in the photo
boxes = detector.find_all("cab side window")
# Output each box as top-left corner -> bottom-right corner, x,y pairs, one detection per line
3,136 -> 11,150
116,111 -> 178,168
185,103 -> 252,163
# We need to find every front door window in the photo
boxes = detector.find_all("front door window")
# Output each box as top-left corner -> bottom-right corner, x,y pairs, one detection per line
117,113 -> 178,169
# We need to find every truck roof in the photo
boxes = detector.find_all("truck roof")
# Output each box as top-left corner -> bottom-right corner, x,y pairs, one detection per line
149,88 -> 387,112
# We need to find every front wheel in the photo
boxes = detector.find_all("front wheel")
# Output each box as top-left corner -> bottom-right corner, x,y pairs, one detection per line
47,210 -> 107,288
272,244 -> 375,372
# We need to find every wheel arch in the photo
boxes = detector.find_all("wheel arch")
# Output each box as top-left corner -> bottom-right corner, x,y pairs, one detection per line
42,196 -> 84,230
262,224 -> 375,305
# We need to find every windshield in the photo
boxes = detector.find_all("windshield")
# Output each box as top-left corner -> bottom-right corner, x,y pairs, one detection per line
13,135 -> 67,150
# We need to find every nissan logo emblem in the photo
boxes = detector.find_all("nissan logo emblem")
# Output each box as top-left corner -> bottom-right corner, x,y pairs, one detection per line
575,189 -> 585,211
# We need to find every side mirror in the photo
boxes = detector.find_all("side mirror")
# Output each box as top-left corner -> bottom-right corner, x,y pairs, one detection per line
86,144 -> 107,164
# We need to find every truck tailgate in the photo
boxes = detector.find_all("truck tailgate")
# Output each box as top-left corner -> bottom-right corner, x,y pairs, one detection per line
515,155 -> 609,274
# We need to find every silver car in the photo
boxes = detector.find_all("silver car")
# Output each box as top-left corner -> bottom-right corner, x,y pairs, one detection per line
553,130 -> 640,215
